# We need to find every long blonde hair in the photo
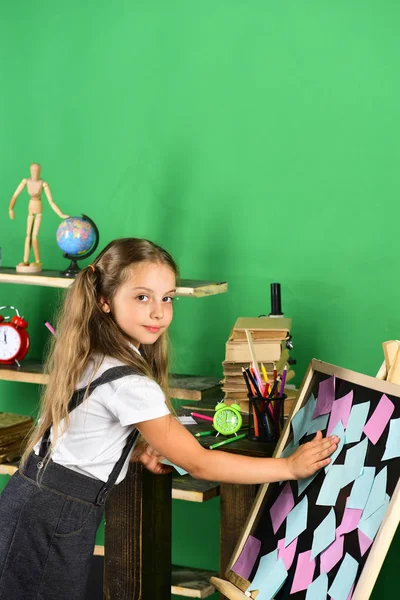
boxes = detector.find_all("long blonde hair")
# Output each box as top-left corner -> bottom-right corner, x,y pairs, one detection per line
22,238 -> 179,464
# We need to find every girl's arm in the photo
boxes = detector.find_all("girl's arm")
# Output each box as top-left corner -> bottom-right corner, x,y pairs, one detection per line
136,414 -> 338,485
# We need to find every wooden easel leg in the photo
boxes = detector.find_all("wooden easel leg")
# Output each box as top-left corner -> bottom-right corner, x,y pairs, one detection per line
104,463 -> 172,599
219,483 -> 258,599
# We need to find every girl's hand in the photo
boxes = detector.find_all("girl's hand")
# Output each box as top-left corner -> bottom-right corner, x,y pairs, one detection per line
131,440 -> 172,475
285,431 -> 339,480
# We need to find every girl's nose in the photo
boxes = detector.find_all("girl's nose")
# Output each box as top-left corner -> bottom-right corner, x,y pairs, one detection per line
150,302 -> 164,320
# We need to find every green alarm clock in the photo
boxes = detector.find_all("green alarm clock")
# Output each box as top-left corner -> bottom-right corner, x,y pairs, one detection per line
213,401 -> 243,435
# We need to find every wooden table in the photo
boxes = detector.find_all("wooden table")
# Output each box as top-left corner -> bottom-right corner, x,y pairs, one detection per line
104,421 -> 274,599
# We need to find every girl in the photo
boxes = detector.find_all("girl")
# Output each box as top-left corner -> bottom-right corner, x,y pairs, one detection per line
0,238 -> 338,600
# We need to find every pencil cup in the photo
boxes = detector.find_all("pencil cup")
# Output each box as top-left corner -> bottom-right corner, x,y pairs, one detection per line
247,394 -> 286,443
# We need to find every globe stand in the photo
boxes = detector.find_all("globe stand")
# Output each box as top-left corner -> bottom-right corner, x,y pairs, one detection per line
60,256 -> 81,278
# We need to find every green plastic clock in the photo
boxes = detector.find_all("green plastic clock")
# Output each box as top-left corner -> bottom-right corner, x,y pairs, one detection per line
213,401 -> 243,436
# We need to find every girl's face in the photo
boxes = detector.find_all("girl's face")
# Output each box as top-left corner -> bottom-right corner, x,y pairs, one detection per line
103,261 -> 176,347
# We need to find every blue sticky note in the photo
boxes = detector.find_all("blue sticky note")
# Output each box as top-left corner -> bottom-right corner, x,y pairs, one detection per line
311,508 -> 336,559
347,467 -> 376,510
363,467 -> 387,520
255,558 -> 288,600
382,418 -> 400,461
306,413 -> 329,436
325,421 -> 345,473
316,465 -> 346,506
359,494 -> 390,540
247,549 -> 278,592
298,471 -> 318,496
161,459 -> 188,476
328,553 -> 358,600
345,402 -> 370,444
305,573 -> 328,599
281,438 -> 298,459
285,495 -> 308,547
342,437 -> 369,486
292,394 -> 317,445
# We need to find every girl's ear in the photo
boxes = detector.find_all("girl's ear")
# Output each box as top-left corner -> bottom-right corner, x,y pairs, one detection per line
100,297 -> 111,313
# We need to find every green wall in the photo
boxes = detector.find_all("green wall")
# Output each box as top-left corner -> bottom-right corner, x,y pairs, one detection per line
0,2 -> 399,597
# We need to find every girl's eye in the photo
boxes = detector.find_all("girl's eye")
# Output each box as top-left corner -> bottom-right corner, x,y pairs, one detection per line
136,295 -> 149,302
163,296 -> 174,303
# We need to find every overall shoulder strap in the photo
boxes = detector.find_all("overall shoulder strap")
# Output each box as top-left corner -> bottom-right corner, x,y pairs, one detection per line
39,365 -> 139,458
68,366 -> 138,412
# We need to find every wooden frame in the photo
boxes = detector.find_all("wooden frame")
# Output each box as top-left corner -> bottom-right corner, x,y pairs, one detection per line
211,359 -> 400,600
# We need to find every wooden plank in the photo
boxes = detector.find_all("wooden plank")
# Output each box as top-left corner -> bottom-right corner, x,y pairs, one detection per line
0,361 -> 221,401
170,374 -> 221,400
382,340 -> 400,373
172,565 -> 218,598
0,463 -> 18,476
172,474 -> 220,502
220,483 -> 259,587
209,577 -> 248,600
0,361 -> 49,384
104,463 -> 172,599
91,549 -> 217,599
0,268 -> 227,297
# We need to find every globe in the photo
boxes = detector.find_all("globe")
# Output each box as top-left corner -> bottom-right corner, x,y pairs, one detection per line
56,214 -> 99,277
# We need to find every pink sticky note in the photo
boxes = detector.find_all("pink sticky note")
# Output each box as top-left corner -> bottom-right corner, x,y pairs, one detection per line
290,550 -> 316,594
320,533 -> 344,573
277,537 -> 297,571
337,499 -> 363,536
358,529 -> 373,557
363,394 -> 395,445
327,391 -> 353,435
231,535 -> 261,580
270,483 -> 295,534
313,376 -> 335,418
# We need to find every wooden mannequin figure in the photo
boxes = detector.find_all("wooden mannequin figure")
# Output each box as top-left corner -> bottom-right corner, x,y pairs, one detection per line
8,163 -> 69,273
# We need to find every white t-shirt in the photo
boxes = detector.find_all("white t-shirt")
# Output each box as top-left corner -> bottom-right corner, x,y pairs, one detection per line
34,351 -> 170,484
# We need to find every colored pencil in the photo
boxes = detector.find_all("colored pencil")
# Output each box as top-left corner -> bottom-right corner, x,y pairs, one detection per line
279,366 -> 288,396
209,433 -> 247,450
191,412 -> 214,423
44,321 -> 56,336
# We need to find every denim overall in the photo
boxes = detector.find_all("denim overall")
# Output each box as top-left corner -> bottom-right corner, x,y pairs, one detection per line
0,366 -> 139,600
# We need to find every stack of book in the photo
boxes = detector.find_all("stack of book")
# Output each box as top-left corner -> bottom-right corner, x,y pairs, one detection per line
222,317 -> 294,412
0,412 -> 33,463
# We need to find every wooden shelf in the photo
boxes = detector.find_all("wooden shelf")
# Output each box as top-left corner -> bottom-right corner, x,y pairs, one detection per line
0,361 -> 221,400
90,550 -> 217,598
170,374 -> 221,401
0,361 -> 47,384
171,565 -> 218,598
0,464 -> 220,503
0,268 -> 227,298
172,474 -> 220,502
0,463 -> 17,476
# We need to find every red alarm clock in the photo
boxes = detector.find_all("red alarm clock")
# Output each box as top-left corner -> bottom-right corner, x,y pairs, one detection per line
0,305 -> 30,366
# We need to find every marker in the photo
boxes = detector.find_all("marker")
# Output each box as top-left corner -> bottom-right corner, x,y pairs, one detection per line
190,412 -> 214,423
195,429 -> 215,437
209,432 -> 247,450
44,321 -> 56,336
